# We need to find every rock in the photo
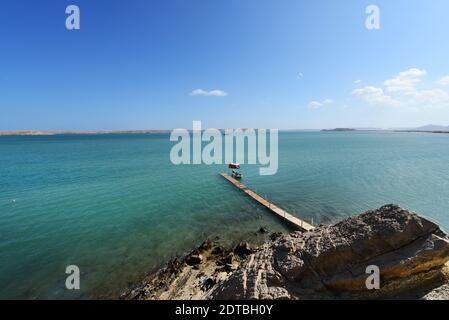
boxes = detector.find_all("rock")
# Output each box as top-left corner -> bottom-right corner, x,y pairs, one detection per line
215,271 -> 229,283
258,227 -> 269,234
422,282 -> 449,300
234,242 -> 253,257
199,239 -> 213,251
208,205 -> 449,300
185,254 -> 203,266
269,232 -> 283,241
225,263 -> 237,272
216,253 -> 234,266
123,287 -> 144,300
201,277 -> 216,291
223,253 -> 235,265
211,246 -> 224,255
166,258 -> 182,274
120,288 -> 142,300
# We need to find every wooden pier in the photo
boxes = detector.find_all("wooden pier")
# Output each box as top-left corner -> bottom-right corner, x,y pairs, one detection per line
221,173 -> 315,232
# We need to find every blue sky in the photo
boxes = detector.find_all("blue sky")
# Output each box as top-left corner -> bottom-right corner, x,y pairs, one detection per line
1,0 -> 449,130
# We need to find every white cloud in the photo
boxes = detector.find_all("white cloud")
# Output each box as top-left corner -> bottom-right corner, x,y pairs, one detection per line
354,79 -> 362,84
352,68 -> 449,109
309,98 -> 334,109
437,76 -> 449,86
190,89 -> 227,97
383,68 -> 427,92
352,86 -> 400,107
309,101 -> 323,109
403,89 -> 449,106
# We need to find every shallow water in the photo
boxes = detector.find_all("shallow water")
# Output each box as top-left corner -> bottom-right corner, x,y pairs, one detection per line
1,131 -> 448,299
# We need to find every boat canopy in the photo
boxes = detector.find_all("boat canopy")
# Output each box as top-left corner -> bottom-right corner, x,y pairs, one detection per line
228,163 -> 240,169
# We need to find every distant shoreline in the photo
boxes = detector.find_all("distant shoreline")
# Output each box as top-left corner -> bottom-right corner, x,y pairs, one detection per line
395,130 -> 449,134
0,130 -> 173,136
1,129 -> 449,136
0,129 -> 322,136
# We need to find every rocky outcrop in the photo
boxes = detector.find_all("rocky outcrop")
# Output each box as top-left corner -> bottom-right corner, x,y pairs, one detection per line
123,205 -> 449,300
208,205 -> 449,299
122,240 -> 245,300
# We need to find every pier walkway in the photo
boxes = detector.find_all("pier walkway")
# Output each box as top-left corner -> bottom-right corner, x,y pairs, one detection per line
221,173 -> 315,232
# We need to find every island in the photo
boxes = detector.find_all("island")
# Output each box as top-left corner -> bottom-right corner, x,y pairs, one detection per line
321,128 -> 356,132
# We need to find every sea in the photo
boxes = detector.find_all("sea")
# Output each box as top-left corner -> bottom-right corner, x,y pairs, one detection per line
1,131 -> 448,299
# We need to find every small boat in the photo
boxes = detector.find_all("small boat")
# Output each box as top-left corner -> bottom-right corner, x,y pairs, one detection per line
231,170 -> 242,179
228,162 -> 240,169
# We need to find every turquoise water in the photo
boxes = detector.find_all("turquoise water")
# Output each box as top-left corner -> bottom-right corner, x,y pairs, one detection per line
1,131 -> 449,299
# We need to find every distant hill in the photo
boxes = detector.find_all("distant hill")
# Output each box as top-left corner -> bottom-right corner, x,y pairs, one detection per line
414,125 -> 449,132
394,124 -> 449,134
353,127 -> 382,131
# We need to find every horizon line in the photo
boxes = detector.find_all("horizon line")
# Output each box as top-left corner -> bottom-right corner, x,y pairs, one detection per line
0,126 -> 445,136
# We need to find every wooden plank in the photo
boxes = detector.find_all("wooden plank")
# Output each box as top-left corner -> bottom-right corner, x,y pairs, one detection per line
221,173 -> 315,232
